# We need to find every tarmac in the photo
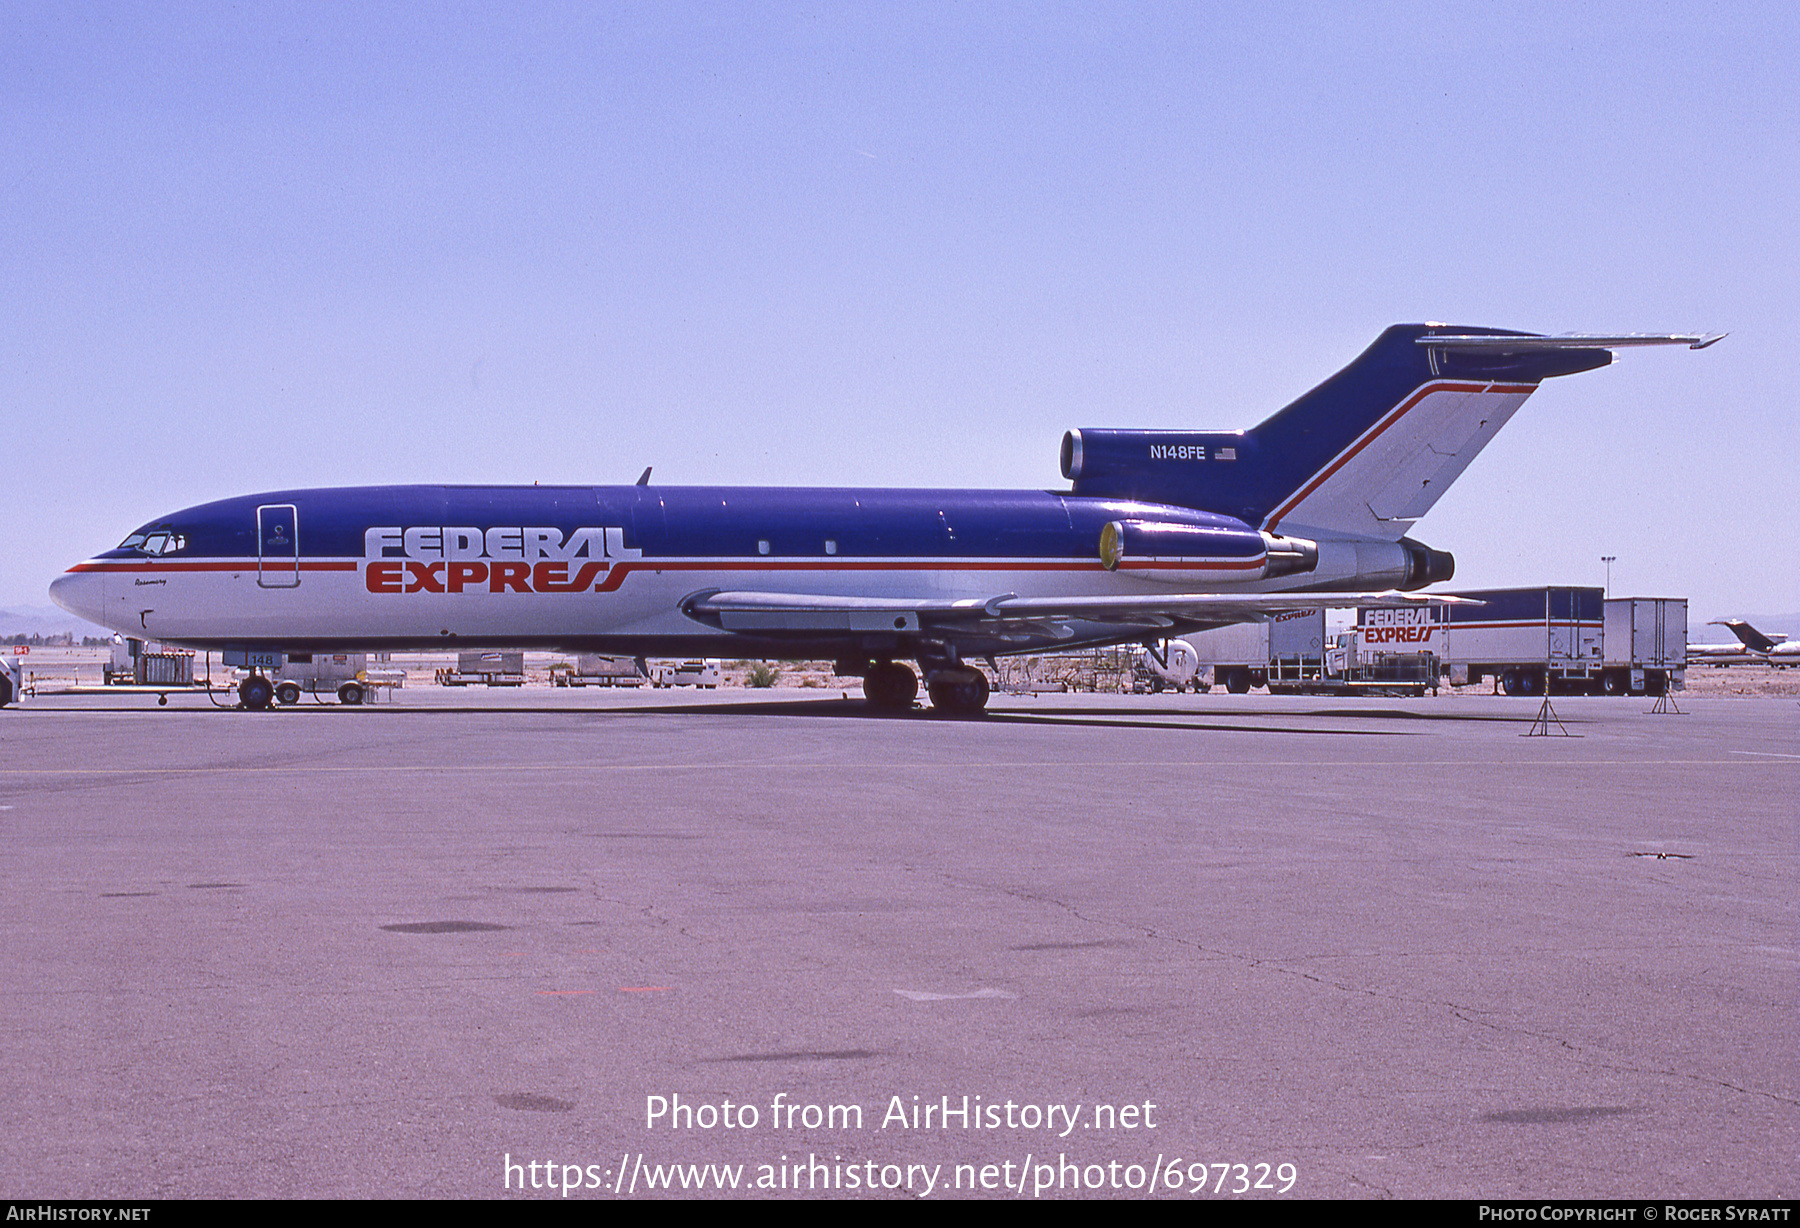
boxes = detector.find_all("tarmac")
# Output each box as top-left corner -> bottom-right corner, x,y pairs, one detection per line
1,686 -> 1793,1200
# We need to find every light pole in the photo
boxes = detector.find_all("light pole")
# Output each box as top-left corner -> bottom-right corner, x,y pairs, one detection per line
1601,555 -> 1616,596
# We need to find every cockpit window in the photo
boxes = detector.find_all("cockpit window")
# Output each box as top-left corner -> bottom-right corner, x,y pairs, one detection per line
119,527 -> 188,555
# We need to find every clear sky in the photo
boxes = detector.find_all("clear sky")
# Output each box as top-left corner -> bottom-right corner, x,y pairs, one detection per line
4,2 -> 1795,624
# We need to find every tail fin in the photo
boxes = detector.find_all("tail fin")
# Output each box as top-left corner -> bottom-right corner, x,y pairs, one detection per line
1716,619 -> 1781,653
1062,325 -> 1716,539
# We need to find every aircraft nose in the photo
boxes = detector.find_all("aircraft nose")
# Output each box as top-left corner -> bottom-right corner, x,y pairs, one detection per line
49,567 -> 112,631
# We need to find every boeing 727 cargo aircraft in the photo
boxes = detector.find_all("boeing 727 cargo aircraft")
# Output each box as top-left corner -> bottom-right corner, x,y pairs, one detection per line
50,324 -> 1718,712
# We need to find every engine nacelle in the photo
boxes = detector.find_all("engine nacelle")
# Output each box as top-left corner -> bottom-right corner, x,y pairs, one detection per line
1063,428 -> 1245,485
1399,537 -> 1455,589
1098,519 -> 1317,584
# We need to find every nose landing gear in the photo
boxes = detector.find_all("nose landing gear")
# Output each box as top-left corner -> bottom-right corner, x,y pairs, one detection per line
238,675 -> 275,711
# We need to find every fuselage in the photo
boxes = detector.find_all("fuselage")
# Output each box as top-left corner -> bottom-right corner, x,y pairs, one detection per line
1685,643 -> 1762,666
50,483 -> 1419,659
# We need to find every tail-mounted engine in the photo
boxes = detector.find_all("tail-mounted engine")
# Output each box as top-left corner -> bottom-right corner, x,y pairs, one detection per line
1097,519 -> 1318,584
1399,537 -> 1455,589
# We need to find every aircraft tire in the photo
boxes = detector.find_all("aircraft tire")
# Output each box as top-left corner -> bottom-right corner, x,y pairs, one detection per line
863,662 -> 917,711
337,682 -> 365,706
965,668 -> 991,711
926,667 -> 990,715
240,676 -> 274,711
928,674 -> 956,711
276,682 -> 302,705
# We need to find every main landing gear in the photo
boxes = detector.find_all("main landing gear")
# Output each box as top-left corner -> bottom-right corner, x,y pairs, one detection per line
862,661 -> 919,711
925,666 -> 990,716
855,659 -> 991,715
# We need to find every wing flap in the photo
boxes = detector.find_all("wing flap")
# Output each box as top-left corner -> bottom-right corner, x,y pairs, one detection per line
680,590 -> 987,633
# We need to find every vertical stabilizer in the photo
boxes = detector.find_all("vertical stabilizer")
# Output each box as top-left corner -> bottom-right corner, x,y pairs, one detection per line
1063,325 -> 1712,539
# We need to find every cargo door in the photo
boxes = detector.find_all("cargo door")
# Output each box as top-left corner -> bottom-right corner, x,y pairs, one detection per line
257,503 -> 300,588
1635,599 -> 1686,669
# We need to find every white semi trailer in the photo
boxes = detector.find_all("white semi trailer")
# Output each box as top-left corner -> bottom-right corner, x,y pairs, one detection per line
1432,588 -> 1686,696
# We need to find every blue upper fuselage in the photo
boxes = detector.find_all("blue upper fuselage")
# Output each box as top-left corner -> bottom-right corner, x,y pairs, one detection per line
99,485 -> 1269,565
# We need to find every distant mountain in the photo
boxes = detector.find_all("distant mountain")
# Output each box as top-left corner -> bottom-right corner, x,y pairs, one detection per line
1739,612 -> 1800,635
0,604 -> 113,641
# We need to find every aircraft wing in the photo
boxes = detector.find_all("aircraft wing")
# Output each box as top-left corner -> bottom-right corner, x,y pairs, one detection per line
680,588 -> 1474,638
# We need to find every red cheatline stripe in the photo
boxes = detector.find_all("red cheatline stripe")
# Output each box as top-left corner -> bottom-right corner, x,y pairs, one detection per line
69,554 -> 1266,587
593,558 -> 1129,591
1123,558 -> 1264,570
1447,619 -> 1603,629
73,557 -> 1115,574
618,559 -> 1102,571
69,560 -> 357,573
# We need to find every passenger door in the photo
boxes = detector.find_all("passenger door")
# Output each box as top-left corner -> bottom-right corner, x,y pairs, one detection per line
257,503 -> 300,588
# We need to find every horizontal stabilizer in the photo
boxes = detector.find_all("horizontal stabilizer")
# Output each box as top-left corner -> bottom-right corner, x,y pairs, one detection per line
1416,332 -> 1725,351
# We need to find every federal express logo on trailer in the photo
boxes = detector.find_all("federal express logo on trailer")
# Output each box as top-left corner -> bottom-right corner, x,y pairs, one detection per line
1357,604 -> 1447,656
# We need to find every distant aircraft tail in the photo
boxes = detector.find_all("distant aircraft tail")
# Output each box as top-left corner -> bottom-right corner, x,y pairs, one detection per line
1716,619 -> 1782,653
1062,325 -> 1719,540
